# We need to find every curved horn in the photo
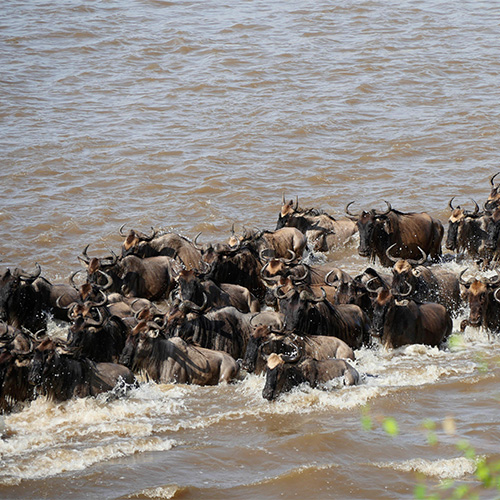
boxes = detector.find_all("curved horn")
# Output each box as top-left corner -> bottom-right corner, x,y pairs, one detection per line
494,287 -> 500,304
56,294 -> 76,310
119,223 -> 127,237
366,277 -> 382,294
137,227 -> 157,242
260,261 -> 282,283
180,292 -> 209,314
379,200 -> 392,216
385,243 -> 400,264
17,263 -> 42,281
458,269 -> 473,287
84,307 -> 105,327
193,232 -> 203,250
96,270 -> 113,290
282,249 -> 296,264
407,246 -> 427,266
274,284 -> 296,300
300,287 -> 327,303
79,244 -> 91,265
448,196 -> 456,211
345,201 -> 359,218
394,282 -> 412,297
259,248 -> 274,263
491,172 -> 500,187
69,269 -> 86,290
88,289 -> 108,307
485,268 -> 500,286
290,265 -> 309,284
325,269 -> 343,286
471,199 -> 479,216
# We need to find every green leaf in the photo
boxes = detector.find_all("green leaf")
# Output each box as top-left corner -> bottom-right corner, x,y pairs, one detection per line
383,417 -> 399,437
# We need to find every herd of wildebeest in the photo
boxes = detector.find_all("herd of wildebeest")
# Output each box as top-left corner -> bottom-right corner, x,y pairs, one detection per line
2,173 -> 500,411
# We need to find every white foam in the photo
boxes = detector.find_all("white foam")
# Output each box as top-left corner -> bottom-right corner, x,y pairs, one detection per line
378,456 -> 477,479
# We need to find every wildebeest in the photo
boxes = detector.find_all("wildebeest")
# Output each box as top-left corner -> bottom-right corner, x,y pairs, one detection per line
201,241 -> 266,301
242,324 -> 355,375
445,197 -> 490,264
229,226 -> 308,261
79,247 -> 182,301
120,226 -> 204,271
29,338 -> 137,402
173,269 -> 260,313
484,172 -> 500,212
371,288 -> 452,349
345,201 -> 444,267
458,269 -> 500,333
276,197 -> 358,251
67,307 -> 129,363
0,264 -> 47,334
385,244 -> 461,315
119,322 -> 240,385
164,299 -> 253,360
0,328 -> 35,413
262,352 -> 359,401
275,285 -> 369,349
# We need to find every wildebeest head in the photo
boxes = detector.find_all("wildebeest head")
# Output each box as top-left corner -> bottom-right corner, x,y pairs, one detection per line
345,201 -> 392,260
78,245 -> 121,292
276,196 -> 300,230
0,264 -> 44,332
119,226 -> 157,257
386,243 -> 427,296
445,197 -> 480,251
485,172 -> 500,212
262,350 -> 302,401
459,269 -> 500,329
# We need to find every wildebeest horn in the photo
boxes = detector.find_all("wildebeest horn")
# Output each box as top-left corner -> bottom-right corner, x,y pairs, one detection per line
85,307 -> 105,327
259,249 -> 274,263
471,199 -> 479,215
180,292 -> 208,314
79,244 -> 91,265
95,270 -> 113,290
325,269 -> 343,286
70,269 -> 86,290
300,287 -> 326,303
365,277 -> 382,293
385,243 -> 400,264
394,282 -> 412,297
274,285 -> 296,300
448,196 -> 457,211
119,223 -> 128,237
485,268 -> 500,285
407,246 -> 427,266
56,294 -> 75,310
379,200 -> 392,216
88,289 -> 108,307
17,263 -> 42,281
290,265 -> 309,284
345,201 -> 359,218
137,227 -> 157,241
283,249 -> 296,264
490,172 -> 500,187
458,269 -> 473,287
494,288 -> 500,304
193,232 -> 203,250
260,262 -> 282,283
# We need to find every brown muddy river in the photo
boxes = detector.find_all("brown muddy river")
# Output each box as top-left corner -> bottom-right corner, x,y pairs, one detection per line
1,1 -> 500,498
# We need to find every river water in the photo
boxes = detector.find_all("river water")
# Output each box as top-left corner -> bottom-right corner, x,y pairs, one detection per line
1,1 -> 500,498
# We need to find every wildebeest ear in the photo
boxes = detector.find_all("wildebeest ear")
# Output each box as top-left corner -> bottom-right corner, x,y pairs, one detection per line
383,219 -> 393,234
